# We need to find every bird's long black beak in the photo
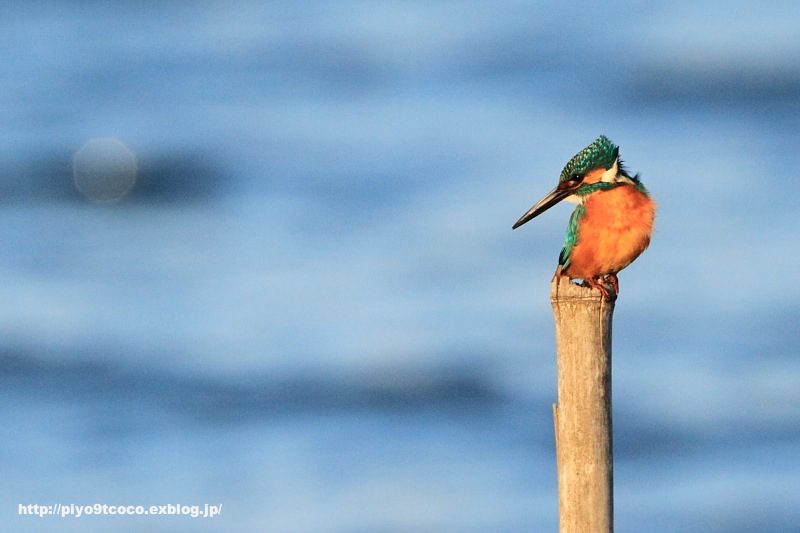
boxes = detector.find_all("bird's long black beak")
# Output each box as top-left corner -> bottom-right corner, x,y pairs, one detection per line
512,184 -> 575,229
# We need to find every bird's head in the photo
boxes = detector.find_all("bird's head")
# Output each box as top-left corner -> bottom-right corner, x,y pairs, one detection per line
512,135 -> 636,229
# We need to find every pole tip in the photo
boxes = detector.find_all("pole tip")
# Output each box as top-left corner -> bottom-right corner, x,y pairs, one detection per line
550,276 -> 616,304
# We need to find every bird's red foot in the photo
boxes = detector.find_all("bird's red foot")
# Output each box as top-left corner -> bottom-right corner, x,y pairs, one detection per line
586,276 -> 617,301
605,274 -> 619,296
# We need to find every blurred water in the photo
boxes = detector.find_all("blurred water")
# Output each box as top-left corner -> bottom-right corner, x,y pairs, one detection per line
1,1 -> 799,531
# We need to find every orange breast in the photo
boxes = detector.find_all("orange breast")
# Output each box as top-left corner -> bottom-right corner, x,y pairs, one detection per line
562,184 -> 655,280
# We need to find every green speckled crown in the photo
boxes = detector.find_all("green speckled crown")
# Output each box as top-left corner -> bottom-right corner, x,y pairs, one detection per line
558,135 -> 619,183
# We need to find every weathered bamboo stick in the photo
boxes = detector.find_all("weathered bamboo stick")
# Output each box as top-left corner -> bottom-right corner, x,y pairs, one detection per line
550,275 -> 615,532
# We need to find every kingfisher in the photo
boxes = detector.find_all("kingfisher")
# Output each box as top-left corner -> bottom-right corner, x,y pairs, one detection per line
512,135 -> 655,300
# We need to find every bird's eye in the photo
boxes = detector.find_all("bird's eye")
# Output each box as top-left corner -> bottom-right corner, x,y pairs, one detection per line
562,174 -> 583,188
559,177 -> 582,190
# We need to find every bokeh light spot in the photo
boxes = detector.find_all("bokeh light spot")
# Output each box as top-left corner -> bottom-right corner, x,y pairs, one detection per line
72,137 -> 137,202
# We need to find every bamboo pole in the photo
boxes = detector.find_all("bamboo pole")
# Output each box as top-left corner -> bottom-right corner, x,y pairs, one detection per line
550,275 -> 615,533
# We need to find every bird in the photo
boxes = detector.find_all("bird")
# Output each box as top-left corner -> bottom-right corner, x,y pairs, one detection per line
512,135 -> 655,300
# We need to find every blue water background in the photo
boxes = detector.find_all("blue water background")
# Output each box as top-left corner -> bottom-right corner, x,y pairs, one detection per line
1,2 -> 798,531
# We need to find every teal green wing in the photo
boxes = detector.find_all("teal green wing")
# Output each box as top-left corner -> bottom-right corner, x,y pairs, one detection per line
558,204 -> 585,269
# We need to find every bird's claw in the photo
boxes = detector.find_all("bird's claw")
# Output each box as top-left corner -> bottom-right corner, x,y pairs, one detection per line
606,274 -> 619,296
586,275 -> 618,302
